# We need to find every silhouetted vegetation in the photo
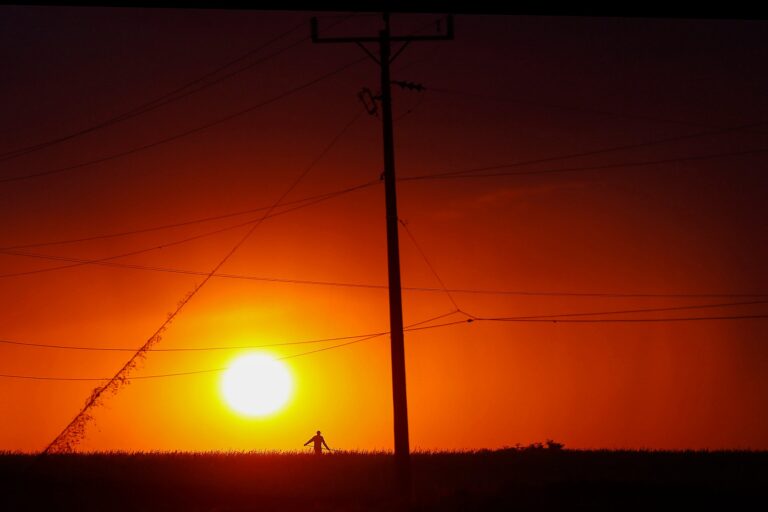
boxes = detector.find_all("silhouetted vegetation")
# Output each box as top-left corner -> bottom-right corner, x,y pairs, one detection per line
1,449 -> 766,511
500,439 -> 565,451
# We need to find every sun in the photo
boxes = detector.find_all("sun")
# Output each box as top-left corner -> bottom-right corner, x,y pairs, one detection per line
221,353 -> 293,417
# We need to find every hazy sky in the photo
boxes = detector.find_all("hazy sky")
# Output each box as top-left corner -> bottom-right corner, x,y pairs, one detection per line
1,7 -> 767,452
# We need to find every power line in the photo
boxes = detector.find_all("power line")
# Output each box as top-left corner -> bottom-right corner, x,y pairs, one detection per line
479,314 -> 768,323
398,218 -> 462,312
0,21 -> 307,163
1,220 -> 260,279
428,87 -> 713,128
0,180 -> 378,251
264,313 -> 466,366
7,142 -> 767,251
0,332 -> 376,353
0,300 -> 768,352
471,299 -> 768,321
0,180 -> 376,279
4,144 -> 765,252
1,56 -> 368,184
405,147 -> 768,181
0,310 -> 463,352
7,140 -> 766,251
400,120 -> 768,182
5,311 -> 768,381
0,314 -> 469,381
42,108 -> 363,454
0,14 -> 360,164
401,287 -> 768,299
5,245 -> 767,300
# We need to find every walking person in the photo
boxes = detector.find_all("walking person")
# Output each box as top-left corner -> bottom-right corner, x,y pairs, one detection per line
304,430 -> 331,455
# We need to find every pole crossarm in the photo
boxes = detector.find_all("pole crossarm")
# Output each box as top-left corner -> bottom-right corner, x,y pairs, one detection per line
311,16 -> 454,46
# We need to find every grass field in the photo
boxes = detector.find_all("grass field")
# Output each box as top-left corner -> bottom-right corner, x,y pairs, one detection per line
2,449 -> 766,511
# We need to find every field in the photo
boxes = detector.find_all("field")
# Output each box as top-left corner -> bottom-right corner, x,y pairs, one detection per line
2,449 -> 766,511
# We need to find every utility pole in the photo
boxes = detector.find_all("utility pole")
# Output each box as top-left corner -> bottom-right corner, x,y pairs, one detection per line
311,12 -> 454,500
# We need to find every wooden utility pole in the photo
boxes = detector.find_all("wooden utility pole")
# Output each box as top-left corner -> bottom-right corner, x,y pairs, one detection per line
311,12 -> 453,499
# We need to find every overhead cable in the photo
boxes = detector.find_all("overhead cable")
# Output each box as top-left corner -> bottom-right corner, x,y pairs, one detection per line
0,181 -> 377,279
0,14 -> 359,163
1,57 -> 367,184
1,313 -> 468,381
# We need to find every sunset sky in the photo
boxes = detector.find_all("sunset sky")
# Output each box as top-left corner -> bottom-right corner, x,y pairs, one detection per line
1,7 -> 767,453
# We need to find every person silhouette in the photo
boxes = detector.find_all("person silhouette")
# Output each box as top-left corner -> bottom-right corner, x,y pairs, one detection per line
304,430 -> 330,455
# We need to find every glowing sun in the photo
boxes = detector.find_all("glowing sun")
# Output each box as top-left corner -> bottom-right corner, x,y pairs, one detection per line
221,353 -> 293,417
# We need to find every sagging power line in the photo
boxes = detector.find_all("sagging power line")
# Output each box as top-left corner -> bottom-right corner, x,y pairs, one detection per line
480,314 -> 768,323
0,181 -> 377,279
5,138 -> 764,255
399,218 -> 462,313
2,299 -> 766,353
1,57 -> 367,184
467,299 -> 768,321
1,313 -> 469,381
0,14 -> 360,165
4,311 -> 768,382
7,247 -> 765,299
405,147 -> 768,181
0,181 -> 380,251
0,310 -> 463,353
402,120 -> 768,181
428,87 -> 719,128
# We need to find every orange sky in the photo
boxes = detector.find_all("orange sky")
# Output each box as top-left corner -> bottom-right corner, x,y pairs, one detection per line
1,8 -> 767,452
